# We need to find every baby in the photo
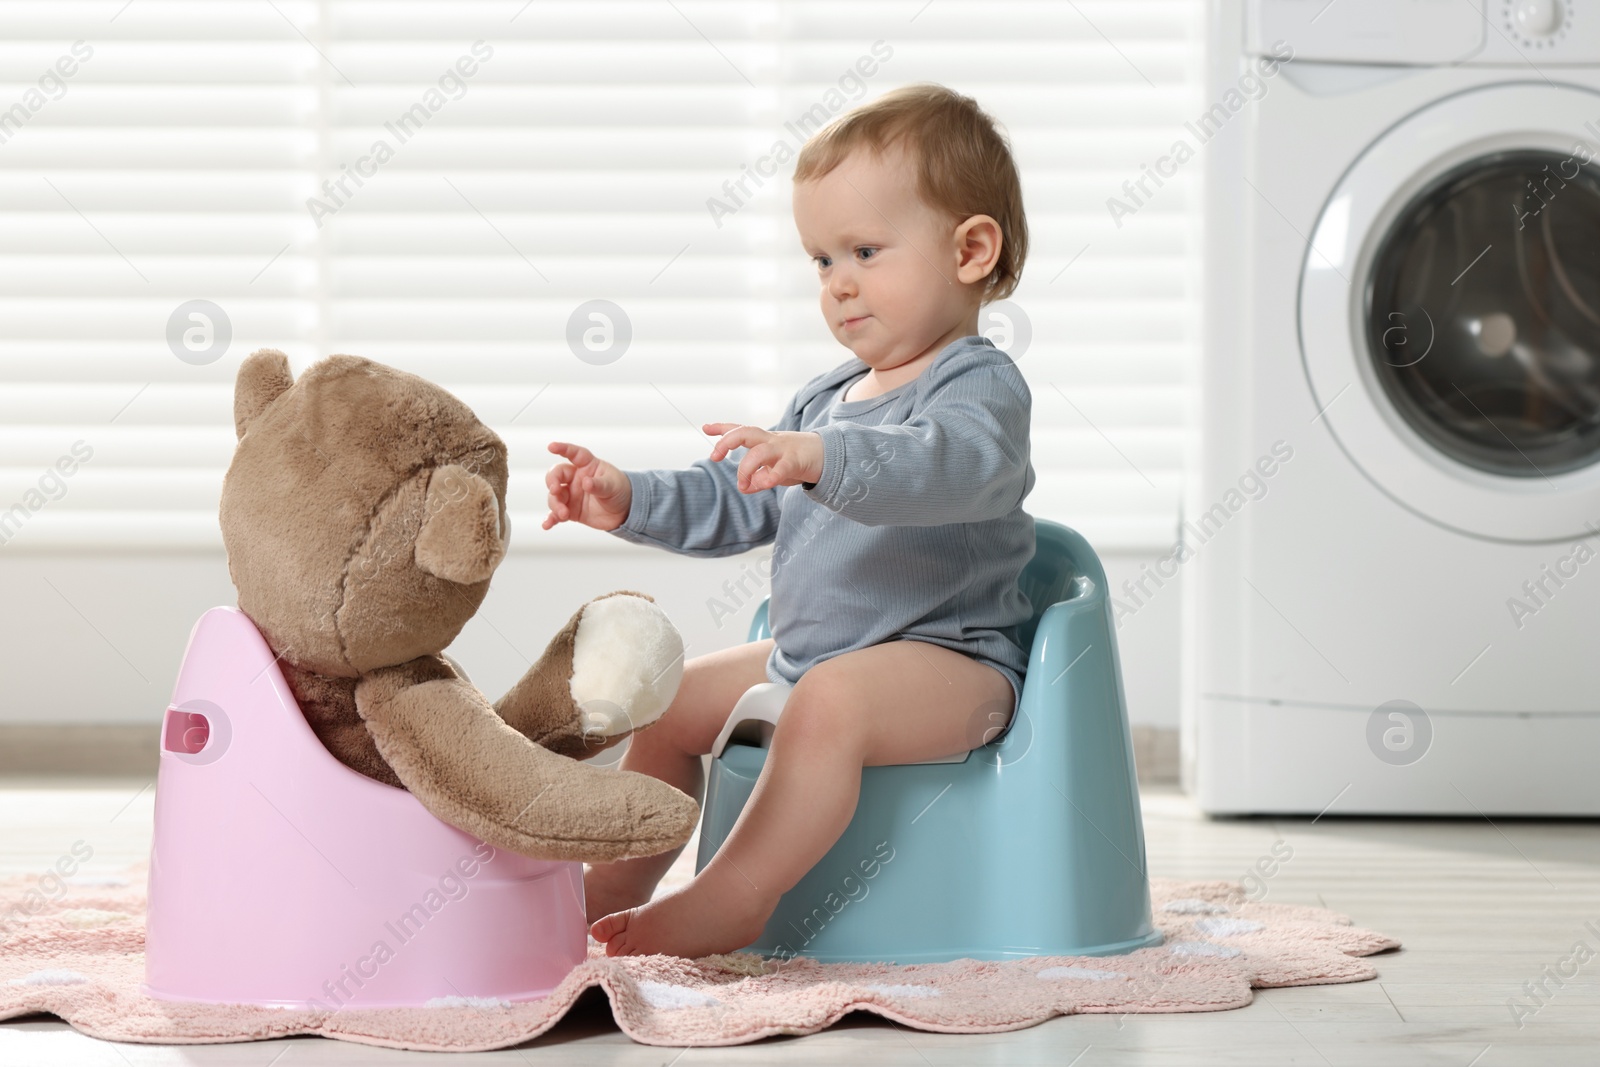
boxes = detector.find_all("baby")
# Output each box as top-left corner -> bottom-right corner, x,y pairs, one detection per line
543,83 -> 1036,959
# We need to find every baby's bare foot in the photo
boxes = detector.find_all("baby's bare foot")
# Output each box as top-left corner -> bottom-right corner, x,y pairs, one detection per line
582,864 -> 655,927
589,866 -> 775,958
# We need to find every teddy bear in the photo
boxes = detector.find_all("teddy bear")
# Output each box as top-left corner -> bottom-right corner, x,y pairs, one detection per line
217,348 -> 700,863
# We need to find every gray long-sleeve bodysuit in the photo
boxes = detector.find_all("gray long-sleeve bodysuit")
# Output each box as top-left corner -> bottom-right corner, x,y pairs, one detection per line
610,334 -> 1037,712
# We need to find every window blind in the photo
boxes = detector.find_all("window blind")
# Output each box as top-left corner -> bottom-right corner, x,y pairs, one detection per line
0,0 -> 1200,554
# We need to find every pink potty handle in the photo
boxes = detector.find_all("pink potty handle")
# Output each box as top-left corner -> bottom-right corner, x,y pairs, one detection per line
143,607 -> 588,1008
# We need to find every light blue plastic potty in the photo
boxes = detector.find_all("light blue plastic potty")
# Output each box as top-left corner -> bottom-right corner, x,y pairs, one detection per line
695,519 -> 1164,964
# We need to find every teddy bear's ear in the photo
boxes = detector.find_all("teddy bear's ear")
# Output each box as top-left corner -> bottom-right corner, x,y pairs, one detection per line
415,464 -> 507,584
233,348 -> 295,439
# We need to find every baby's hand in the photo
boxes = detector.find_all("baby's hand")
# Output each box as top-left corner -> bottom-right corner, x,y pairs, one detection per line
704,423 -> 824,494
544,441 -> 632,531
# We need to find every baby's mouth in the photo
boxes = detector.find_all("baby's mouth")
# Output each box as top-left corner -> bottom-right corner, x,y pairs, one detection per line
841,315 -> 871,330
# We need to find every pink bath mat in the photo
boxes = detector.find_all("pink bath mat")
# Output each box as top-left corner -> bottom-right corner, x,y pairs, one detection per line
0,865 -> 1398,1051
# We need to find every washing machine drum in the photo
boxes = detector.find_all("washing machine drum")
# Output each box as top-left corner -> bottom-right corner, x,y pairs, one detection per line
1367,150 -> 1600,478
1300,83 -> 1600,543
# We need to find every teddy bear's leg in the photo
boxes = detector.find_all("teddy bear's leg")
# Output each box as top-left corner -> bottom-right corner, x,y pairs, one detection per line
493,591 -> 685,760
356,657 -> 699,862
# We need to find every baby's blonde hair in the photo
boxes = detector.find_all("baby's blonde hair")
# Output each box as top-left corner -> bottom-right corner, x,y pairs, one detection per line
794,83 -> 1027,303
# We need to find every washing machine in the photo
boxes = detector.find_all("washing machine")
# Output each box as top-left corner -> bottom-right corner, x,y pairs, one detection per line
1184,0 -> 1600,814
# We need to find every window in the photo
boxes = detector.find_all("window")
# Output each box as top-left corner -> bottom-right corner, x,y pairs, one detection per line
1,1 -> 1198,553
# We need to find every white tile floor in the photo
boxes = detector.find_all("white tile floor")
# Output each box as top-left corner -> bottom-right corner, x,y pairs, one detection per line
2,778 -> 1597,1065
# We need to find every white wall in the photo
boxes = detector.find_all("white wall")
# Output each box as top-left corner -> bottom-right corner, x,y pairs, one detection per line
0,545 -> 1179,729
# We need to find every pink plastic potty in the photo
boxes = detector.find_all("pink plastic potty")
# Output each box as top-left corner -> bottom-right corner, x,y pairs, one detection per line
143,606 -> 588,1009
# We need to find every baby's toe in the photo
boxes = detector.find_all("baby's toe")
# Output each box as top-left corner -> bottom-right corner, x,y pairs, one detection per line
589,909 -> 630,944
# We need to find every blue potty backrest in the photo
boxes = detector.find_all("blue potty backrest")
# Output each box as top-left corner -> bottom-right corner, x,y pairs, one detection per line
1014,519 -> 1087,652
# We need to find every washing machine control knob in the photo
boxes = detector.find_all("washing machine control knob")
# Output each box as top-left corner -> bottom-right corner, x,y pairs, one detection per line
1512,0 -> 1565,37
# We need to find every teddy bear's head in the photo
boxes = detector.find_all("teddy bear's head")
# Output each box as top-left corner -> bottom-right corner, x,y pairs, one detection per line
220,350 -> 510,678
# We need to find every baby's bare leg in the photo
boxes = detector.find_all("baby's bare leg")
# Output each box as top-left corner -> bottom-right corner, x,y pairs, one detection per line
591,639 -> 1013,958
582,638 -> 774,923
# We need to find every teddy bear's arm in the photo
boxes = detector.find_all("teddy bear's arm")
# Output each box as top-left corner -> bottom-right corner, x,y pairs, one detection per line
490,601 -> 592,760
494,591 -> 686,759
354,655 -> 700,862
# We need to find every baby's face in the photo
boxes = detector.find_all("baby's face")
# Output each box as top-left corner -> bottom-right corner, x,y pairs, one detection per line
793,145 -> 975,371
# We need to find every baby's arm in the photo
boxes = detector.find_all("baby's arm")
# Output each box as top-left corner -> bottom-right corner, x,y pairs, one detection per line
580,388 -> 825,554
614,427 -> 786,556
804,352 -> 1031,527
544,438 -> 782,557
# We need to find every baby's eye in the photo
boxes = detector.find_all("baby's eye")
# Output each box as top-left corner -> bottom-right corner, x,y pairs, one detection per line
856,247 -> 878,261
812,254 -> 831,270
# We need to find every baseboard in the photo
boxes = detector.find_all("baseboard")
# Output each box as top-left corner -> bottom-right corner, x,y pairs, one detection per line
0,724 -> 159,777
1131,726 -> 1179,784
0,723 -> 1184,785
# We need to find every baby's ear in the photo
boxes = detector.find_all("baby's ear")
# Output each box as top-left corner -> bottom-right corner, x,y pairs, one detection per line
234,348 -> 295,439
415,465 -> 507,585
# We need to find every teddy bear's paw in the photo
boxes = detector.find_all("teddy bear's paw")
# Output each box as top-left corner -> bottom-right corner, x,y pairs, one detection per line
576,698 -> 629,739
569,594 -> 685,738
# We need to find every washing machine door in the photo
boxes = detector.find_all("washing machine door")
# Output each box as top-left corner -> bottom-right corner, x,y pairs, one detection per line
1300,82 -> 1600,542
